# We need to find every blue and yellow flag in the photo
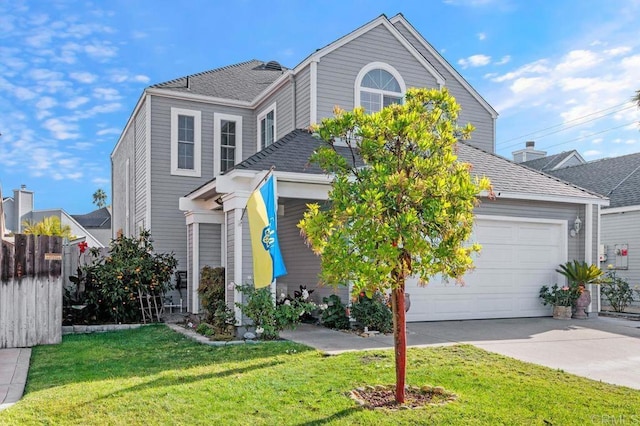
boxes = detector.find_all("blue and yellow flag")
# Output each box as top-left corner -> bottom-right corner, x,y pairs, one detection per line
247,175 -> 287,288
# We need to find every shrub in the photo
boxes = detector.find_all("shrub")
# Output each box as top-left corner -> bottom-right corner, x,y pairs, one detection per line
70,230 -> 178,324
601,269 -> 634,313
236,284 -> 315,340
319,294 -> 350,330
539,283 -> 581,307
350,291 -> 392,333
197,266 -> 235,337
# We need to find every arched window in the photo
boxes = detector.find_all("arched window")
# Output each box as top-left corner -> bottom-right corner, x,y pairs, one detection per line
355,63 -> 405,114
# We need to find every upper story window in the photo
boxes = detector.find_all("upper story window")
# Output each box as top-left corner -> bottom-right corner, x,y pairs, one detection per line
257,102 -> 276,151
171,107 -> 201,177
214,113 -> 243,176
355,62 -> 406,114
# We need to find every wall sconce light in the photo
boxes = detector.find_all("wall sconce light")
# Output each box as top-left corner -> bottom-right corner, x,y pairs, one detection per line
570,216 -> 582,238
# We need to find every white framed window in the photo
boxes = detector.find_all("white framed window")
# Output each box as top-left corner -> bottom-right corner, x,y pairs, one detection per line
257,102 -> 276,151
354,62 -> 406,114
171,107 -> 201,177
214,113 -> 243,176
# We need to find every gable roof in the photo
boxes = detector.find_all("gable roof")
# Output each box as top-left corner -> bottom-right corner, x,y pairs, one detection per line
149,59 -> 287,102
543,152 -> 640,208
207,129 -> 603,203
521,150 -> 584,172
71,207 -> 112,229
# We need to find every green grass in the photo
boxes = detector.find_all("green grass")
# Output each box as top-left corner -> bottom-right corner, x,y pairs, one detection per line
2,325 -> 639,425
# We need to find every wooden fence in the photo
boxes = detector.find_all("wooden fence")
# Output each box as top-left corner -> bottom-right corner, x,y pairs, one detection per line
0,235 -> 63,348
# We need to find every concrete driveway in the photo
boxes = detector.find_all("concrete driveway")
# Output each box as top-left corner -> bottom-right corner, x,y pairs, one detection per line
281,316 -> 640,389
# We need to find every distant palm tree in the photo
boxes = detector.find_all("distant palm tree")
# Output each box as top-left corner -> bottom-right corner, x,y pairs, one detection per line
92,189 -> 107,208
634,89 -> 640,108
22,216 -> 73,239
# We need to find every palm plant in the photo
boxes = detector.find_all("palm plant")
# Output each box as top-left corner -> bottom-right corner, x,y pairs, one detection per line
556,260 -> 603,286
22,216 -> 73,239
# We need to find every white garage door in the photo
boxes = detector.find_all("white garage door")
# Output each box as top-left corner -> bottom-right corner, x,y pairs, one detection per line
406,216 -> 566,322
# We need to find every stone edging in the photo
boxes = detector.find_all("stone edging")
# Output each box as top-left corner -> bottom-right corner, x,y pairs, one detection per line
165,323 -> 262,346
62,324 -> 145,334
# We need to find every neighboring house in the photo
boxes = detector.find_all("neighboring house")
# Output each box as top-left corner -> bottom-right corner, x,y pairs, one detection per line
71,207 -> 112,247
522,149 -> 640,289
514,141 -> 586,171
112,13 -> 606,322
1,185 -> 105,248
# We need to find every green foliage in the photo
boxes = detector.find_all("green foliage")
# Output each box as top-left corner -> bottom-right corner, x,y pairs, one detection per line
197,266 -> 235,336
236,284 -> 315,340
70,230 -> 178,323
196,322 -> 214,337
601,269 -> 635,312
539,283 -> 581,307
350,292 -> 393,333
556,260 -> 603,285
298,87 -> 492,296
319,294 -> 350,330
22,215 -> 73,239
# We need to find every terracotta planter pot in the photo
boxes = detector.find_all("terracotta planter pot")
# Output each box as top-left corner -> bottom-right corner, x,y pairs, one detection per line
552,305 -> 572,320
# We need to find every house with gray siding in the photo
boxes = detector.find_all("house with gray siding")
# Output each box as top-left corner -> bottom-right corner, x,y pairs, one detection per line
112,13 -> 606,321
521,149 -> 640,310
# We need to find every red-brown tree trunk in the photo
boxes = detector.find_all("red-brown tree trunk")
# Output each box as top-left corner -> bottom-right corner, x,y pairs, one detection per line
391,281 -> 406,404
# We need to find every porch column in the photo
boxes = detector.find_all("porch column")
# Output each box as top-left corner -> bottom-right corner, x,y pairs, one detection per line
222,193 -> 249,324
184,210 -> 224,313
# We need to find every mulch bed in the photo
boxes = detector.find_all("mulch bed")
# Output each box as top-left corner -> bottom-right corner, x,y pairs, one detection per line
350,384 -> 457,410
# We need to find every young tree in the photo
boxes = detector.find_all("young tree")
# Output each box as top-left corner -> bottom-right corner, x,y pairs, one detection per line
92,188 -> 107,208
22,215 -> 73,239
298,87 -> 492,404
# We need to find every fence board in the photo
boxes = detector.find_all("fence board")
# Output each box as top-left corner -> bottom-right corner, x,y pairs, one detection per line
0,235 -> 62,348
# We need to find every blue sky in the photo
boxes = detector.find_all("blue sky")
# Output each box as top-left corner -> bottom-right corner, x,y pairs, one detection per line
1,0 -> 639,214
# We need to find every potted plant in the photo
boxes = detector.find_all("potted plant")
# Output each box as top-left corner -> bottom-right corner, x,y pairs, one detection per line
556,260 -> 603,319
539,284 -> 580,319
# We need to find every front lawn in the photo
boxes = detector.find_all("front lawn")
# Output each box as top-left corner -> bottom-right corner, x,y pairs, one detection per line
2,325 -> 639,425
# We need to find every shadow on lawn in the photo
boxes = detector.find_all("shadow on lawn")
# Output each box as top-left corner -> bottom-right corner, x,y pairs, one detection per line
84,359 -> 285,405
27,325 -> 314,392
296,407 -> 363,425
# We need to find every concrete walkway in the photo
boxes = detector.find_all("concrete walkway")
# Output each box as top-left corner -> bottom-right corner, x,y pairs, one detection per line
281,316 -> 640,389
0,348 -> 31,411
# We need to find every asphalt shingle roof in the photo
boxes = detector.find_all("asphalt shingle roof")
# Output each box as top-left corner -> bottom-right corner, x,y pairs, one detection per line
226,129 -> 603,202
521,150 -> 579,172
543,152 -> 640,208
150,60 -> 287,102
71,207 -> 111,229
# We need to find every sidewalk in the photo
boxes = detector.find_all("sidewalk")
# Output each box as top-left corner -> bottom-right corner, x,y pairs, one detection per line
0,348 -> 31,411
281,316 -> 640,389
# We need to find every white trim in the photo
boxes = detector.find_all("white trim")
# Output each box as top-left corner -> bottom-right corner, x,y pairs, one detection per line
489,190 -> 609,206
125,158 -> 130,236
214,113 -> 243,176
389,14 -> 498,118
170,107 -> 202,177
595,204 -> 601,312
293,16 -> 445,86
310,60 -> 318,126
554,151 -> 586,170
192,222 -> 200,313
585,204 -> 593,264
184,210 -> 224,225
233,209 -> 243,324
145,95 -> 152,231
354,62 -> 406,111
257,102 -> 277,151
600,204 -> 640,214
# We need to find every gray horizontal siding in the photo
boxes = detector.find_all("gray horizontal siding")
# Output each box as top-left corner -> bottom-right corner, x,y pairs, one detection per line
111,118 -> 135,238
295,65 -> 311,128
255,80 -> 295,148
601,210 -> 640,284
134,100 -> 147,229
149,95 -> 253,271
393,21 -> 495,153
317,23 -> 439,123
199,223 -> 222,268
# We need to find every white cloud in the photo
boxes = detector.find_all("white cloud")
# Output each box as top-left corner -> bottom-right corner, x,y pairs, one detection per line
477,32 -> 486,41
15,87 -> 37,100
555,50 -> 602,74
69,72 -> 98,83
65,96 -> 90,109
93,88 -> 121,101
42,118 -> 79,140
92,177 -> 110,185
583,150 -> 602,157
495,55 -> 511,65
458,54 -> 491,68
84,42 -> 118,60
490,59 -> 551,82
132,74 -> 150,83
36,96 -> 57,109
605,46 -> 632,56
96,127 -> 121,136
510,77 -> 553,95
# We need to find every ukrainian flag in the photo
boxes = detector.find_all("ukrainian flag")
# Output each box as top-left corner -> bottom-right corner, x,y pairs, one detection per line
247,175 -> 287,288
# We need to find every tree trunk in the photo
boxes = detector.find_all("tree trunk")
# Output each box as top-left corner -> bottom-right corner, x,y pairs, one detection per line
391,280 -> 406,404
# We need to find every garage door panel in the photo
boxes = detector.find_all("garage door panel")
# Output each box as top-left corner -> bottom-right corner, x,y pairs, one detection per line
407,218 -> 565,322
